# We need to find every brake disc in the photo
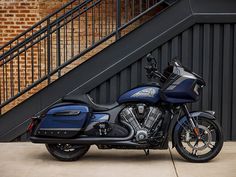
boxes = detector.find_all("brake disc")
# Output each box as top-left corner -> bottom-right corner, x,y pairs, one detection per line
186,125 -> 212,151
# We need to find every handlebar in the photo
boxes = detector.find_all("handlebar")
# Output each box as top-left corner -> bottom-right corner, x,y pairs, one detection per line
145,54 -> 167,81
145,54 -> 205,85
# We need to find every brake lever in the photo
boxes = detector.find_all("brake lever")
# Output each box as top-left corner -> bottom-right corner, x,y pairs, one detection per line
154,71 -> 168,80
153,71 -> 161,79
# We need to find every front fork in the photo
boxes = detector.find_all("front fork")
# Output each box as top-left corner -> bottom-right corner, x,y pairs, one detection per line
181,104 -> 201,139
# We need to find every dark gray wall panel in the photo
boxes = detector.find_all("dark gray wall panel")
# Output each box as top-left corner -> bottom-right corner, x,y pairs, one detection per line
89,23 -> 236,140
232,25 -> 236,140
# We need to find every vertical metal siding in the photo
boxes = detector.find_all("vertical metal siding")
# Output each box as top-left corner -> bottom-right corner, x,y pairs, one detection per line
89,23 -> 236,140
232,24 -> 236,140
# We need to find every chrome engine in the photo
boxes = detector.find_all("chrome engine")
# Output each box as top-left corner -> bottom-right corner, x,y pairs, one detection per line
120,104 -> 162,142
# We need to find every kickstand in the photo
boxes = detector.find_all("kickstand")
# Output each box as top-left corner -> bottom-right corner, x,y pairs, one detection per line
144,149 -> 150,156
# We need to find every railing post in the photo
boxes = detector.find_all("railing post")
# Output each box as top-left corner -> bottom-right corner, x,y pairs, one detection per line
116,0 -> 121,39
47,19 -> 51,84
56,23 -> 61,78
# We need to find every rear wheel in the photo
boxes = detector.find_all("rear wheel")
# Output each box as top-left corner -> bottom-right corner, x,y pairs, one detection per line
45,144 -> 90,161
174,117 -> 223,162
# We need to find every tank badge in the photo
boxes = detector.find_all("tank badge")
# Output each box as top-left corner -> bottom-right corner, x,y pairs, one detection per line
132,88 -> 157,98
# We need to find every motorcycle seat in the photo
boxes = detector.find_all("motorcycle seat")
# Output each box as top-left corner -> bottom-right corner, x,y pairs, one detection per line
62,94 -> 119,111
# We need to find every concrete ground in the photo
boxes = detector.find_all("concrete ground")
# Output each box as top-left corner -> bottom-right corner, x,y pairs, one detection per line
0,142 -> 235,177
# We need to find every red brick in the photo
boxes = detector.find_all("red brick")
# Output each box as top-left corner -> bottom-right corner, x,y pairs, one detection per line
9,10 -> 19,13
4,21 -> 14,25
4,14 -> 14,17
20,3 -> 30,6
0,10 -> 7,13
20,10 -> 30,13
15,14 -> 25,17
27,14 -> 37,17
11,26 -> 20,29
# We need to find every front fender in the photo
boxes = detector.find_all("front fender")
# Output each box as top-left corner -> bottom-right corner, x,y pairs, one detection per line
171,111 -> 216,148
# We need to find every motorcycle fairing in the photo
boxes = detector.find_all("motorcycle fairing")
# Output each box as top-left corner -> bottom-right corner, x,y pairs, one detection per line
161,65 -> 201,104
161,78 -> 199,103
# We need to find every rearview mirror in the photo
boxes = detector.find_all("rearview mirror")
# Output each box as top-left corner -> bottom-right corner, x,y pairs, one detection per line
146,54 -> 157,64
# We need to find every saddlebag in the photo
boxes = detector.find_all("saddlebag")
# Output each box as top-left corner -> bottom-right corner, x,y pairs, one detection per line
34,103 -> 91,138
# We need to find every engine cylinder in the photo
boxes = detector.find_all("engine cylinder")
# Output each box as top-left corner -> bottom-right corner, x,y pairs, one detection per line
120,107 -> 141,132
144,107 -> 162,130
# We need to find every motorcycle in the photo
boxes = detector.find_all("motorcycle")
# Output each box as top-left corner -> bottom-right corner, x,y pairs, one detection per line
28,54 -> 223,162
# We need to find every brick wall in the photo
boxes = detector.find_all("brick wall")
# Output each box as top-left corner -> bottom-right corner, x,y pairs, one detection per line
0,0 -> 39,47
0,0 -> 75,48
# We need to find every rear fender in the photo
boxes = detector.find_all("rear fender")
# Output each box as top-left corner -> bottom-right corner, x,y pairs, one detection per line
171,111 -> 216,148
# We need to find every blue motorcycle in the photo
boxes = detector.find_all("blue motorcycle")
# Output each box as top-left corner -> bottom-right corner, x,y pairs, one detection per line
29,54 -> 223,162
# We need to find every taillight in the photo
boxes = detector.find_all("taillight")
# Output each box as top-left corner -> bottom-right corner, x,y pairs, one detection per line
27,121 -> 35,133
27,116 -> 40,133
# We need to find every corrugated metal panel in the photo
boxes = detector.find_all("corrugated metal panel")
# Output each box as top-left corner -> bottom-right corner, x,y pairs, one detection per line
89,23 -> 236,140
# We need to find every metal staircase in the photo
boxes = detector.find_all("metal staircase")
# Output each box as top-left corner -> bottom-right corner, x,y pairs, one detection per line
0,0 -> 174,114
0,0 -> 177,141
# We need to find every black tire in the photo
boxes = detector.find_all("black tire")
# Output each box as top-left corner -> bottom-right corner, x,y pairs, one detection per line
45,144 -> 90,161
174,117 -> 224,163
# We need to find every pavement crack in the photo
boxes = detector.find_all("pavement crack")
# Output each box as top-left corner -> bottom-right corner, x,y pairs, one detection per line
168,147 -> 179,177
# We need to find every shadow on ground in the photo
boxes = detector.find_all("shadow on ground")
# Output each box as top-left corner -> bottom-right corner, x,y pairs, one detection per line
33,148 -> 172,163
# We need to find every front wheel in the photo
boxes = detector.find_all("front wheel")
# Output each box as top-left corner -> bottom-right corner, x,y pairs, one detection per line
45,144 -> 90,161
173,116 -> 223,162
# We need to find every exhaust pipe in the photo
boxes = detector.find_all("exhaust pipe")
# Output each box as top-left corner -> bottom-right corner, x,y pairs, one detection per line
30,121 -> 135,145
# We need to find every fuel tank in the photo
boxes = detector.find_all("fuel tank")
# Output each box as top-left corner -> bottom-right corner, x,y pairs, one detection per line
118,85 -> 161,104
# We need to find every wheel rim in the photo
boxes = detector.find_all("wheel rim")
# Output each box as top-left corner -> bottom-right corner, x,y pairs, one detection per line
56,144 -> 79,152
178,117 -> 221,158
52,144 -> 87,154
